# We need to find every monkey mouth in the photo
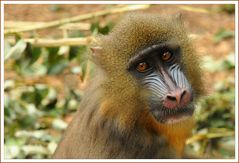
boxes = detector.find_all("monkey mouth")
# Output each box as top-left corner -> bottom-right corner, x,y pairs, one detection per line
150,104 -> 195,124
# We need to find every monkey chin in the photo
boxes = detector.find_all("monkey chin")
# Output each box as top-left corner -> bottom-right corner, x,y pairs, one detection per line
162,113 -> 193,124
152,106 -> 195,125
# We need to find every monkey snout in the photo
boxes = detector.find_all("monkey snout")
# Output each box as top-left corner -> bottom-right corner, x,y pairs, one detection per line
163,89 -> 191,109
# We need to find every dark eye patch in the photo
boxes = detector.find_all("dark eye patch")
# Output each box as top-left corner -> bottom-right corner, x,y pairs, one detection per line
127,41 -> 181,71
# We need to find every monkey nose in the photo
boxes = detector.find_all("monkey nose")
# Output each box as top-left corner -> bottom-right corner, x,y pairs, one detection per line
163,89 -> 191,109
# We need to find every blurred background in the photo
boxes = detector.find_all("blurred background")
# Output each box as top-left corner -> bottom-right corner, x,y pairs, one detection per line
3,4 -> 235,159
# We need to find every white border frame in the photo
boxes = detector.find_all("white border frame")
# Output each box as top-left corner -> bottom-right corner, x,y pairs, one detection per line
1,1 -> 238,162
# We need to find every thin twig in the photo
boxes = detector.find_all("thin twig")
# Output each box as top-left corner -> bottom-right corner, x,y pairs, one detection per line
5,21 -> 91,31
7,37 -> 95,47
59,23 -> 91,30
4,5 -> 150,35
178,5 -> 210,13
186,131 -> 234,144
4,21 -> 46,29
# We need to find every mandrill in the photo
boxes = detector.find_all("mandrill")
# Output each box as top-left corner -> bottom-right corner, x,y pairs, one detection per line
53,12 -> 204,159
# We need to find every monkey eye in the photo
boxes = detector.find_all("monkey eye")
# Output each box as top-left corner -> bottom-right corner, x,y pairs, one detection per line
136,62 -> 150,73
161,51 -> 173,61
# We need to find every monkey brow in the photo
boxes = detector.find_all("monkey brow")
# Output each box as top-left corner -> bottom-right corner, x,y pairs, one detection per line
128,41 -> 180,67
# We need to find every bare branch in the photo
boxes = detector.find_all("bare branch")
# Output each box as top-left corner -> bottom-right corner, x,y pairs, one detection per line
4,5 -> 150,35
7,37 -> 95,47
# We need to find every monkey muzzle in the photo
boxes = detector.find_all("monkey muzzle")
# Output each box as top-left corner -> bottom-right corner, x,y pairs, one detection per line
163,88 -> 191,109
149,87 -> 195,124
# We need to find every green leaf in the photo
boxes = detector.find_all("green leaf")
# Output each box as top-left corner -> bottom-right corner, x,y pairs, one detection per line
5,39 -> 27,61
220,4 -> 235,14
69,46 -> 87,61
213,28 -> 234,43
222,53 -> 235,70
30,46 -> 42,64
22,145 -> 48,156
47,59 -> 68,74
49,4 -> 63,12
45,47 -> 68,74
52,118 -> 68,130
90,21 -> 114,35
4,39 -> 11,59
202,56 -> 223,72
48,141 -> 57,154
4,138 -> 26,159
47,47 -> 59,56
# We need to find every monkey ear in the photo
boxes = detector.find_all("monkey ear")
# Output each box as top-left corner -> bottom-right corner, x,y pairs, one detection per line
90,46 -> 103,62
90,46 -> 102,56
90,36 -> 103,58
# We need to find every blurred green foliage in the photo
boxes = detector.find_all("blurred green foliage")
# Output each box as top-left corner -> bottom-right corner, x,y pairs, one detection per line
213,28 -> 234,43
4,20 -> 113,159
219,4 -> 235,14
4,14 -> 235,159
186,53 -> 235,158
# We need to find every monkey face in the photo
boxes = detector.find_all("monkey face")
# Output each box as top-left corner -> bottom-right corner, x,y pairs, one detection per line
128,41 -> 195,124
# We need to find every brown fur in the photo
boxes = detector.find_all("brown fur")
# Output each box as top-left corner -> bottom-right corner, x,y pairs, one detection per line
53,13 -> 203,159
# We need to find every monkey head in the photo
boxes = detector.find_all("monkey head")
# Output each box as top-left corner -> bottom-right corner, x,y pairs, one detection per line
92,13 -> 204,126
